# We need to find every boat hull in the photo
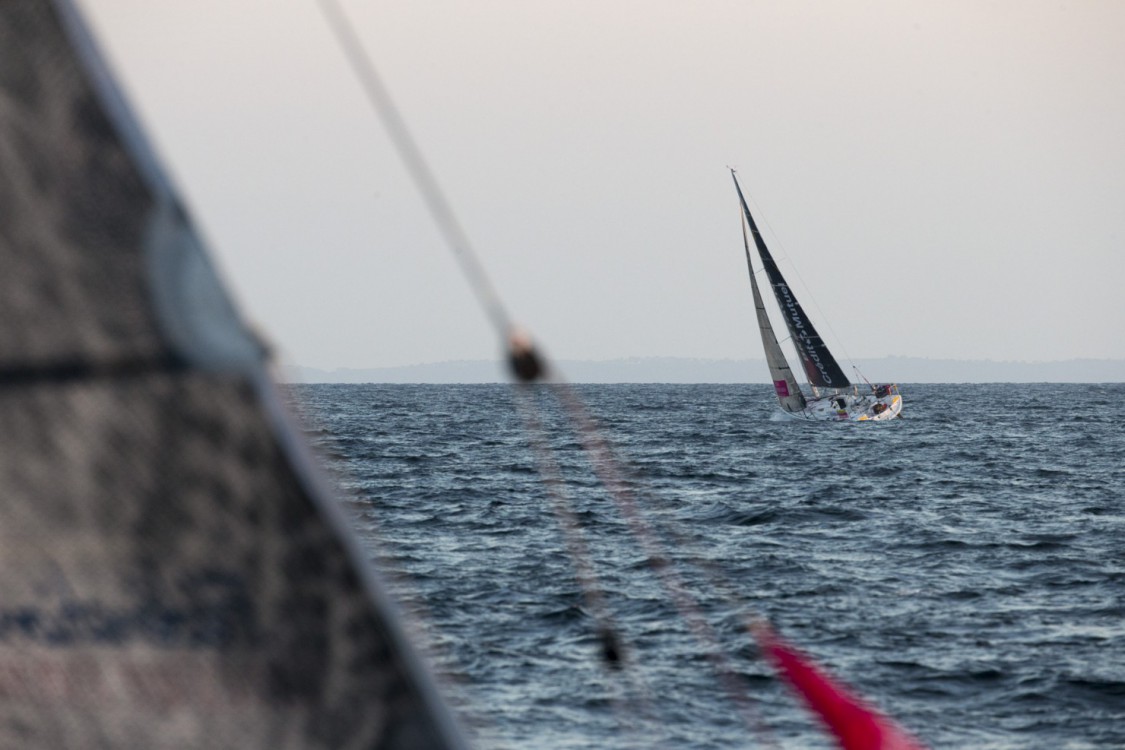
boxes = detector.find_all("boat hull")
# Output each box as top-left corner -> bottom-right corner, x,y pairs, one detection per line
784,389 -> 902,422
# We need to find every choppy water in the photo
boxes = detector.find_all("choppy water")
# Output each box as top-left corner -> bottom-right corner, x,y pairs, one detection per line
289,383 -> 1125,749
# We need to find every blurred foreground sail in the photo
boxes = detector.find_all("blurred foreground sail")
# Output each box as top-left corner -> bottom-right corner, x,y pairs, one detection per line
0,2 -> 465,747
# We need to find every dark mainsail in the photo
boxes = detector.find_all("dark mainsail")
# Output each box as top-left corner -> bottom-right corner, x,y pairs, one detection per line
731,173 -> 850,390
0,2 -> 465,747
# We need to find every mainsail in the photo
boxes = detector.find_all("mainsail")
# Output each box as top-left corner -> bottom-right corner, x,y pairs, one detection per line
740,219 -> 807,413
0,2 -> 464,747
731,172 -> 850,390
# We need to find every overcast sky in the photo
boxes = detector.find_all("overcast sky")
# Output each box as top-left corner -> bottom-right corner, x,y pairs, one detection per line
80,1 -> 1125,372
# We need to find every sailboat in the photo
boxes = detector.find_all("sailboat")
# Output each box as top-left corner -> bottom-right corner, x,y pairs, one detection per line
732,171 -> 903,421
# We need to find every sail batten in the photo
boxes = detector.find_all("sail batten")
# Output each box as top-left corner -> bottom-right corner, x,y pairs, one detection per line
731,173 -> 850,389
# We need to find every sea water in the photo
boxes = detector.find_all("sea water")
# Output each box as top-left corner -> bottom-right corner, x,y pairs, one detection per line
289,383 -> 1125,749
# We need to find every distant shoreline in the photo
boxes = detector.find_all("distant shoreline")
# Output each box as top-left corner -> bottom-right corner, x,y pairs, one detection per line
281,357 -> 1125,384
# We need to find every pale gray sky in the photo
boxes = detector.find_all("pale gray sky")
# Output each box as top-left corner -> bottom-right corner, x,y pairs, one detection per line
81,1 -> 1125,371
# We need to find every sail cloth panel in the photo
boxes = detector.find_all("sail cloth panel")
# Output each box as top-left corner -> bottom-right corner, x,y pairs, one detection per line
731,174 -> 850,390
741,220 -> 806,412
0,2 -> 464,748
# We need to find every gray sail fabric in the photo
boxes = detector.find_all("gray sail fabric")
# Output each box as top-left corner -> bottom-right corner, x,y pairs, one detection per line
0,2 -> 465,748
740,220 -> 806,413
731,174 -> 850,390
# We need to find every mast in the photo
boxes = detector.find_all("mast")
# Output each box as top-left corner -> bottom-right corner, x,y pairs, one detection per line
730,172 -> 850,390
741,217 -> 807,413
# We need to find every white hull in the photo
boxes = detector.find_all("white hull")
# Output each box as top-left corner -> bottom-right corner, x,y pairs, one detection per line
784,390 -> 902,422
